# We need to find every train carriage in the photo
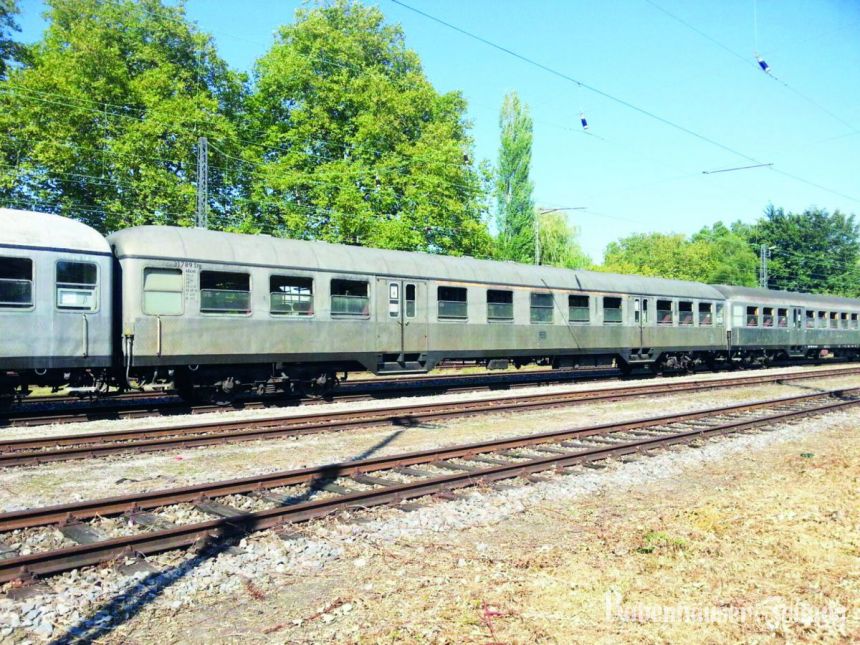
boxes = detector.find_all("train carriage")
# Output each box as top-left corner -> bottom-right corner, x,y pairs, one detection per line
108,225 -> 730,398
0,209 -> 114,401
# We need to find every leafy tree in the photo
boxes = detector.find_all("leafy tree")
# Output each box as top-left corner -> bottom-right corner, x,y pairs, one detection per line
245,0 -> 492,257
0,0 -> 246,233
600,227 -> 757,286
0,0 -> 26,80
536,209 -> 590,269
494,91 -> 535,263
749,205 -> 860,296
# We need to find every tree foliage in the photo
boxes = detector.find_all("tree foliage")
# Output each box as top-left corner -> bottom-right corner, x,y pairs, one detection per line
0,0 -> 26,80
0,0 -> 246,233
536,209 -> 590,269
601,226 -> 758,286
494,91 -> 535,263
244,0 -> 491,256
749,205 -> 860,296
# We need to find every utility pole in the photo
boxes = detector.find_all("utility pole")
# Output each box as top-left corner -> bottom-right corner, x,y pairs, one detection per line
196,136 -> 208,229
759,243 -> 769,288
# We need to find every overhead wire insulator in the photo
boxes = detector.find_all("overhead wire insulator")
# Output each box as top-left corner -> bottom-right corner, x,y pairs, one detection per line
579,113 -> 589,130
755,54 -> 771,74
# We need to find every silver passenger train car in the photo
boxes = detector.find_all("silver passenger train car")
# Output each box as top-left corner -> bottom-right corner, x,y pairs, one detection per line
2,208 -> 859,403
0,209 -> 114,402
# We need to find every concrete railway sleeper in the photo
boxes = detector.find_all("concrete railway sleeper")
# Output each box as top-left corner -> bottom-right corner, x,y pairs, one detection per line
2,366 -> 859,468
0,388 -> 858,584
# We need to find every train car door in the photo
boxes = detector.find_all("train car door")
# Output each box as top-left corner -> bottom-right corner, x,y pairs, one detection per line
630,295 -> 649,349
376,278 -> 428,365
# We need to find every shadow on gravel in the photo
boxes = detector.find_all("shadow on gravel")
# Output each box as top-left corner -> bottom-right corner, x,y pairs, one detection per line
49,428 -> 405,644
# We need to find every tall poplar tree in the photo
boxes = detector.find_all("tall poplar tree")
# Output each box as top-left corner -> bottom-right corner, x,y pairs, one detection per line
495,91 -> 535,263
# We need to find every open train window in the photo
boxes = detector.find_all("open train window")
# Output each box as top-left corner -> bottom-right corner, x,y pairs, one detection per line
805,311 -> 814,328
56,261 -> 97,311
746,306 -> 759,327
603,297 -> 622,325
817,311 -> 826,328
531,292 -> 554,324
569,295 -> 589,323
437,286 -> 467,320
270,276 -> 313,316
331,279 -> 369,317
762,307 -> 774,328
487,289 -> 513,322
840,312 -> 848,329
698,302 -> 712,326
777,308 -> 788,328
852,313 -> 859,329
657,300 -> 673,325
678,301 -> 693,326
0,257 -> 33,309
143,268 -> 183,315
829,312 -> 838,329
200,271 -> 250,314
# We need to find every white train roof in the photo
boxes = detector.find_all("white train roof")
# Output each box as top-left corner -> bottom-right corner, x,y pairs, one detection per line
109,225 -> 726,299
0,208 -> 111,254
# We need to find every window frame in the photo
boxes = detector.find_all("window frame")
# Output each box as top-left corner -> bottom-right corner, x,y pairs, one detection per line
777,308 -> 788,328
199,270 -> 252,316
762,307 -> 774,328
55,259 -> 99,313
568,294 -> 590,324
437,285 -> 468,321
602,296 -> 623,325
142,267 -> 184,316
0,255 -> 35,311
698,302 -> 713,326
405,283 -> 417,319
487,289 -> 514,323
678,300 -> 694,326
746,305 -> 760,327
530,292 -> 554,325
269,274 -> 314,318
330,277 -> 371,319
656,299 -> 673,326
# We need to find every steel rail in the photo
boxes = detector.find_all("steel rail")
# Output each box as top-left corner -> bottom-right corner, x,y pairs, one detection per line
1,366 -> 858,468
0,390 -> 857,583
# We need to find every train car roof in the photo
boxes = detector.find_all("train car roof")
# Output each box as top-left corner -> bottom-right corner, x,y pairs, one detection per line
0,208 -> 111,255
109,225 -> 725,299
713,284 -> 860,310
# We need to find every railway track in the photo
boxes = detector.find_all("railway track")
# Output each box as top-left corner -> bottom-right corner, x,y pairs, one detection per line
0,386 -> 857,584
1,368 -> 589,427
2,366 -> 859,468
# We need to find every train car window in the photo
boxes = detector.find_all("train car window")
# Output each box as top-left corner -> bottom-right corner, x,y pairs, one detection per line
143,268 -> 183,315
405,284 -> 416,318
437,286 -> 467,320
531,293 -> 554,324
716,304 -> 724,325
568,295 -> 589,323
270,276 -> 313,316
487,289 -> 513,322
817,311 -> 826,328
777,308 -> 788,328
762,307 -> 774,328
852,313 -> 858,329
603,296 -> 622,325
330,279 -> 369,317
657,300 -> 673,325
746,306 -> 759,327
806,311 -> 815,328
678,301 -> 694,326
56,261 -> 97,311
840,312 -> 848,329
829,312 -> 838,329
200,271 -> 250,314
0,257 -> 33,308
698,302 -> 712,326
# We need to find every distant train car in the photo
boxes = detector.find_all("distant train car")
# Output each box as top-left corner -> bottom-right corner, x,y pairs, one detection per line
0,209 -> 114,403
715,285 -> 860,364
108,225 -> 730,399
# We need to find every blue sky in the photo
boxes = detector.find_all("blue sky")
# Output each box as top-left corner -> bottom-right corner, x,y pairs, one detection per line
16,0 -> 860,259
